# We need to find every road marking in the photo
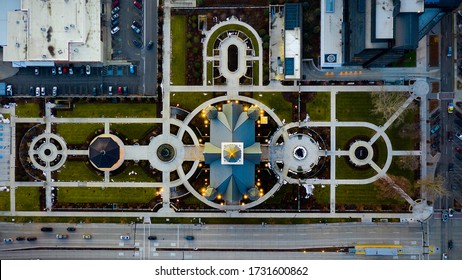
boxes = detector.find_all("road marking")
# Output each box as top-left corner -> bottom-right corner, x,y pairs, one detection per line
171,242 -> 176,246
153,253 -> 159,257
394,241 -> 400,245
118,252 -> 124,256
152,248 -> 157,251
345,232 -> 353,234
368,231 -> 376,234
170,252 -> 176,257
119,242 -> 124,246
411,241 -> 417,245
411,255 -> 417,260
135,242 -> 139,246
154,242 -> 159,247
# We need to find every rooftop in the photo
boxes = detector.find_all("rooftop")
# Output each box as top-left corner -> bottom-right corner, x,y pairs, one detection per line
320,0 -> 343,67
4,0 -> 102,63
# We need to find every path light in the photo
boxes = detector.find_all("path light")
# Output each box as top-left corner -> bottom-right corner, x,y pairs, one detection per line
217,194 -> 222,200
241,202 -> 245,206
243,194 -> 248,199
235,100 -> 239,104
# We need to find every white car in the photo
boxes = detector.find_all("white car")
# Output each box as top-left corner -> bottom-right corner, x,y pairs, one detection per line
35,87 -> 40,96
52,86 -> 57,97
6,85 -> 12,95
120,235 -> 130,240
456,132 -> 462,141
111,26 -> 120,35
41,87 -> 45,96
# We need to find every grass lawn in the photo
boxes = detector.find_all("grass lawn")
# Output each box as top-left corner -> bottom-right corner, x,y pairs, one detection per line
336,184 -> 404,205
56,161 -> 103,182
112,165 -> 156,182
253,92 -> 293,122
16,102 -> 40,118
0,191 -> 9,211
58,103 -> 157,118
253,61 -> 259,85
336,92 -> 382,125
15,187 -> 40,211
171,15 -> 187,85
307,92 -> 330,121
207,24 -> 259,56
387,157 -> 417,185
56,123 -> 103,144
385,107 -> 419,150
170,92 -> 217,112
58,187 -> 158,204
336,159 -> 376,179
390,50 -> 416,67
111,124 -> 155,141
312,184 -> 330,206
336,127 -> 376,150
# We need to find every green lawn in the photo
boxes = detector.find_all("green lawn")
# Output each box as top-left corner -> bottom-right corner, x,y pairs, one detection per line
16,102 -> 40,118
58,103 -> 157,118
170,92 -> 217,112
111,124 -> 155,141
207,24 -> 260,56
15,187 -> 40,211
335,184 -> 403,205
253,92 -> 293,122
0,191 -> 9,211
58,187 -> 158,204
385,107 -> 419,150
336,127 -> 376,150
171,15 -> 187,85
56,123 -> 103,144
56,161 -> 103,182
390,50 -> 416,67
307,92 -> 330,121
112,165 -> 156,182
336,92 -> 382,125
252,61 -> 259,85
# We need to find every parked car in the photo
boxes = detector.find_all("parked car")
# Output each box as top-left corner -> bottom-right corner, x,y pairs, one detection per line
455,119 -> 462,128
52,86 -> 57,97
131,24 -> 141,34
456,132 -> 462,141
132,20 -> 142,29
6,85 -> 12,95
108,86 -> 113,95
92,87 -> 97,96
448,131 -> 453,142
448,240 -> 453,250
34,67 -> 39,75
120,235 -> 130,240
456,146 -> 462,154
148,236 -> 157,240
51,67 -> 56,75
111,26 -> 120,35
129,64 -> 135,74
448,208 -> 454,217
133,1 -> 142,9
146,40 -> 154,50
442,253 -> 448,260
69,66 -> 74,75
431,141 -> 440,149
30,86 -> 35,96
56,234 -> 68,239
67,227 -> 76,232
41,87 -> 45,96
132,40 -> 142,48
86,65 -> 91,75
117,86 -> 123,95
111,13 -> 119,21
112,0 -> 119,9
448,102 -> 454,113
58,66 -> 63,75
4,238 -> 13,244
448,163 -> 454,172
83,234 -> 92,239
26,237 -> 37,241
123,86 -> 128,95
35,87 -> 40,97
111,6 -> 120,15
16,236 -> 25,241
430,124 -> 440,134
111,20 -> 119,28
41,227 -> 53,232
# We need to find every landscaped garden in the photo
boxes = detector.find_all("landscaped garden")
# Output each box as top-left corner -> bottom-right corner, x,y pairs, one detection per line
0,191 -> 9,211
16,102 -> 40,118
171,15 -> 187,85
56,161 -> 102,182
57,187 -> 158,204
15,187 -> 41,211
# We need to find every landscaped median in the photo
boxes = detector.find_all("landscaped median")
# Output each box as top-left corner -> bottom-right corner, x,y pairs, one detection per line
57,187 -> 159,204
171,15 -> 187,85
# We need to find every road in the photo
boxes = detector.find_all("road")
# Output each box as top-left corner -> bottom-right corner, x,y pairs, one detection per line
440,13 -> 454,93
0,222 -> 424,260
141,0 -> 158,96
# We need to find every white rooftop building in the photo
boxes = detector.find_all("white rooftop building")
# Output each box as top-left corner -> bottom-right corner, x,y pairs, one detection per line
3,0 -> 102,66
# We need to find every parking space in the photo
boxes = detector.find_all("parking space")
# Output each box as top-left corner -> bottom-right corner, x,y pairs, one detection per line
448,109 -> 462,191
109,0 -> 144,61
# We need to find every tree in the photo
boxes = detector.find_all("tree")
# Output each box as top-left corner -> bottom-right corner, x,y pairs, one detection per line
398,122 -> 420,141
371,92 -> 413,125
416,175 -> 450,200
374,175 -> 414,201
397,156 -> 420,171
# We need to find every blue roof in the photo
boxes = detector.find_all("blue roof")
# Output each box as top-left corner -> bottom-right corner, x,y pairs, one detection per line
284,4 -> 300,30
285,58 -> 295,75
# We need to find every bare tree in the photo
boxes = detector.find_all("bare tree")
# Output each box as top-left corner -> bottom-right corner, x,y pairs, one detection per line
398,122 -> 420,141
375,175 -> 415,204
397,156 -> 420,171
371,92 -> 414,125
416,175 -> 450,200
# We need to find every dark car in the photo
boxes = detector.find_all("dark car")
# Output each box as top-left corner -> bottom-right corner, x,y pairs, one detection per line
448,240 -> 453,250
148,236 -> 157,240
448,131 -> 453,142
41,227 -> 53,232
67,227 -> 76,232
448,163 -> 454,172
456,153 -> 462,161
80,65 -> 85,75
16,236 -> 26,241
27,237 -> 37,241
112,0 -> 119,9
431,141 -> 440,149
455,119 -> 462,128
185,235 -> 194,241
111,20 -> 119,28
132,20 -> 142,29
442,210 -> 449,222
132,40 -> 143,48
146,40 -> 154,50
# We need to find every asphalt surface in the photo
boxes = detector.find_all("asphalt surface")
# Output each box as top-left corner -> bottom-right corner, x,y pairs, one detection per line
0,222 -> 424,260
440,13 -> 454,93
